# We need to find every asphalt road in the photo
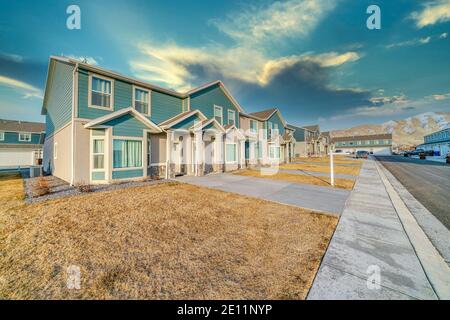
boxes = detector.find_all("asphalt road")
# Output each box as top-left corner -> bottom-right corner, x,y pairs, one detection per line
376,156 -> 450,229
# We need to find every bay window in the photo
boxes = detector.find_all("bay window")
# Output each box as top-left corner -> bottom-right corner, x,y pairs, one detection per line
113,140 -> 142,168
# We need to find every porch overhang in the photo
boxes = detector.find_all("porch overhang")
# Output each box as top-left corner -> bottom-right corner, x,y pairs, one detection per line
83,107 -> 162,133
159,109 -> 207,130
190,118 -> 225,134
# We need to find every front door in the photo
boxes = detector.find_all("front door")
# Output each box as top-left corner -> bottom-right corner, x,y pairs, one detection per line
204,140 -> 214,174
173,142 -> 184,175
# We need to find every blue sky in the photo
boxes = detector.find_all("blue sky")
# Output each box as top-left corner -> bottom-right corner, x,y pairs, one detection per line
0,0 -> 449,130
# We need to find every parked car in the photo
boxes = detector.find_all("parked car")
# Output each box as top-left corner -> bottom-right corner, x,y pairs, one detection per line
410,148 -> 425,156
355,150 -> 369,159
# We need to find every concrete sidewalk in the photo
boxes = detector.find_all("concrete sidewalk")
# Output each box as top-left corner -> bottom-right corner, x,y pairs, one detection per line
177,173 -> 350,215
308,158 -> 449,300
280,169 -> 356,180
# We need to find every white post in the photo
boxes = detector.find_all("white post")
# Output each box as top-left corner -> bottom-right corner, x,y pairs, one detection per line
330,150 -> 335,187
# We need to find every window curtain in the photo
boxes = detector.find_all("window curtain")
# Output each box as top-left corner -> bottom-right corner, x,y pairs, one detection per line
92,77 -> 111,94
113,140 -> 142,168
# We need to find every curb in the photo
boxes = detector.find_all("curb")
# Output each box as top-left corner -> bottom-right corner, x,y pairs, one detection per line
374,160 -> 450,299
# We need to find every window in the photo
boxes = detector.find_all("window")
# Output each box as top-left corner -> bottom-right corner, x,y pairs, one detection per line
226,143 -> 237,163
0,131 -> 4,141
113,140 -> 142,168
214,106 -> 223,125
268,121 -> 273,138
273,123 -> 279,136
228,110 -> 236,126
54,142 -> 58,160
269,145 -> 280,159
90,75 -> 113,109
19,132 -> 31,142
92,139 -> 105,169
256,141 -> 262,159
134,87 -> 150,115
250,120 -> 257,133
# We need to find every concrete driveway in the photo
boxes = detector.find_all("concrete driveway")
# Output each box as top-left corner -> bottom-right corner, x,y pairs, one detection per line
177,173 -> 350,215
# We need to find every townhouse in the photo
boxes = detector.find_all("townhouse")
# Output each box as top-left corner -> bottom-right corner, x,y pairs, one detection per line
331,133 -> 393,155
42,56 -> 291,185
0,119 -> 45,167
288,124 -> 328,157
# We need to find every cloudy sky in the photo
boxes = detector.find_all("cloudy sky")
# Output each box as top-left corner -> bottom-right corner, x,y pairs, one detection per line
0,0 -> 449,130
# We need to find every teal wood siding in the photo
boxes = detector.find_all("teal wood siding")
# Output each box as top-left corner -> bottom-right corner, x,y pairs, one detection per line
105,114 -> 147,137
44,61 -> 73,136
78,68 -> 182,124
77,69 -> 133,119
268,112 -> 285,135
151,91 -> 183,124
290,126 -> 306,141
172,113 -> 203,129
112,169 -> 143,179
1,132 -> 42,144
190,84 -> 239,127
92,171 -> 105,180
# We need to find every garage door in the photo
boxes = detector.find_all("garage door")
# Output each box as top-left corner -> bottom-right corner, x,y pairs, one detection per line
0,149 -> 34,167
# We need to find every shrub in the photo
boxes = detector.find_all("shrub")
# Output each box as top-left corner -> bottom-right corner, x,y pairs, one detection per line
34,176 -> 50,197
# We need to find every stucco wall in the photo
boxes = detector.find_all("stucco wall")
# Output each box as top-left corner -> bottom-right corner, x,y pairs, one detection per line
43,122 -> 72,183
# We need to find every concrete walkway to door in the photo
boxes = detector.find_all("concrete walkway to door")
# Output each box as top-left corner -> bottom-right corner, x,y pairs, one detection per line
176,173 -> 350,215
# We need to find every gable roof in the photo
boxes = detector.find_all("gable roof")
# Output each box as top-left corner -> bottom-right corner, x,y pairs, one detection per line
83,107 -> 161,133
44,56 -> 246,115
190,118 -> 225,133
303,125 -> 320,132
248,108 -> 277,120
186,80 -> 244,113
248,108 -> 287,127
0,119 -> 45,133
159,109 -> 207,130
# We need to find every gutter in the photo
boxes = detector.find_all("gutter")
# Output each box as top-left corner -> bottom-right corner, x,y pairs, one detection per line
70,62 -> 79,186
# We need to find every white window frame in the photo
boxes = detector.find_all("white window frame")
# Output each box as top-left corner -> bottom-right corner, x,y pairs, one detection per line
88,73 -> 114,110
250,120 -> 257,134
269,145 -> 281,159
225,142 -> 237,164
214,105 -> 223,125
132,85 -> 151,116
227,109 -> 236,126
19,132 -> 31,142
92,138 -> 106,171
0,131 -> 4,141
54,142 -> 58,160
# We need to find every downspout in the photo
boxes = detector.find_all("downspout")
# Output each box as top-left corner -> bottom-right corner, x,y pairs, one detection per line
70,62 -> 79,186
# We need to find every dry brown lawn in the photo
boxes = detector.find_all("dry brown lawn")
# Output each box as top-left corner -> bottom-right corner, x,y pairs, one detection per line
281,163 -> 360,176
0,173 -> 337,300
235,170 -> 354,190
293,156 -> 362,166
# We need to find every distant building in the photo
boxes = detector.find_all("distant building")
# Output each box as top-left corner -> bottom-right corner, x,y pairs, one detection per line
331,133 -> 392,155
288,124 -> 329,157
417,128 -> 450,156
0,119 -> 45,167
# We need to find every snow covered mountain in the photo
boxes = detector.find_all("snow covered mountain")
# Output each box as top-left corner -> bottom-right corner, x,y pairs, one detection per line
331,112 -> 450,148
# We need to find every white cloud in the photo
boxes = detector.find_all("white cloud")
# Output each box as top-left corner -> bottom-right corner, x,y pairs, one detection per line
0,75 -> 43,99
211,0 -> 337,48
410,0 -> 450,28
369,95 -> 409,105
0,52 -> 23,63
130,42 -> 359,90
440,32 -> 448,38
429,93 -> 450,100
